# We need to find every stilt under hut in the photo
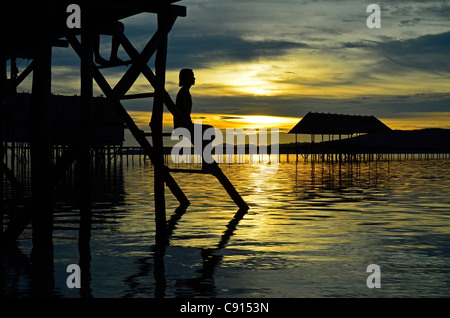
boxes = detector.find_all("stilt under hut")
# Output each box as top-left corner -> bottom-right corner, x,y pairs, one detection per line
289,112 -> 392,162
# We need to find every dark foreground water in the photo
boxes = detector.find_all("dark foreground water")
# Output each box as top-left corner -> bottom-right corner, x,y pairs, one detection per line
1,158 -> 450,297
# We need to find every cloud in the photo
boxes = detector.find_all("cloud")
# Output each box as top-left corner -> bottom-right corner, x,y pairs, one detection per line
377,31 -> 450,56
341,31 -> 450,76
167,34 -> 309,70
15,0 -> 448,127
374,32 -> 450,76
399,17 -> 421,27
188,92 -> 450,119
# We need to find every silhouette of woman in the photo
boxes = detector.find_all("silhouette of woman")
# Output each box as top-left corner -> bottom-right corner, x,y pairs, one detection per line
174,68 -> 195,129
174,69 -> 215,167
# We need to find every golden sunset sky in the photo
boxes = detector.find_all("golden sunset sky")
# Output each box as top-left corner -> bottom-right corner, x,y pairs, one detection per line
14,0 -> 450,145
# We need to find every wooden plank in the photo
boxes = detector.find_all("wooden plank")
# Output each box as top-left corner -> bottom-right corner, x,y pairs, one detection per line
96,60 -> 132,69
81,1 -> 186,18
121,92 -> 155,100
210,162 -> 249,211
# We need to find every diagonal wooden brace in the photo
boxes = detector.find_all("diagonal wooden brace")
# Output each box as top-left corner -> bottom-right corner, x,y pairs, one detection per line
115,26 -> 249,212
0,61 -> 35,103
1,7 -> 188,244
67,29 -> 190,207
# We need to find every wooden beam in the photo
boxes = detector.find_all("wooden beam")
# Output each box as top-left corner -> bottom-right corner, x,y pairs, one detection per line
0,61 -> 35,103
107,13 -> 178,100
2,4 -> 189,244
116,25 -> 249,212
78,16 -> 94,257
29,4 -> 54,266
66,35 -> 190,207
151,10 -> 170,242
0,54 -> 5,239
3,14 -> 188,244
84,1 -> 186,18
120,92 -> 155,100
58,14 -> 174,176
116,29 -> 190,128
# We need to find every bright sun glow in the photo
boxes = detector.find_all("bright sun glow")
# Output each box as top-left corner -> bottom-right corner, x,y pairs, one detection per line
127,110 -> 300,132
234,115 -> 297,126
192,114 -> 300,131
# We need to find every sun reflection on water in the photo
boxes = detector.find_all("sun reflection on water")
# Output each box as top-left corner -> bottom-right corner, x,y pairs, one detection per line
2,158 -> 450,297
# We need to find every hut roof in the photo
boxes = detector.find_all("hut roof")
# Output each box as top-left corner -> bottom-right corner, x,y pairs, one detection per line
288,112 -> 392,135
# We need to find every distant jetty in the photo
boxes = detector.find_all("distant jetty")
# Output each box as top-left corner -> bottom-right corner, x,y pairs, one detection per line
285,112 -> 450,161
281,128 -> 450,161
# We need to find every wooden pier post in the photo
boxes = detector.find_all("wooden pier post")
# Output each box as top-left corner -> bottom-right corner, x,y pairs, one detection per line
67,30 -> 190,207
29,5 -> 54,266
0,54 -> 5,239
113,18 -> 248,212
78,14 -> 94,265
150,9 -> 172,243
3,2 -> 250,251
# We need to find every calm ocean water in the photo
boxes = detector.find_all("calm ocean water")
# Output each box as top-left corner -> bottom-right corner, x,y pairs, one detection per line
1,158 -> 450,297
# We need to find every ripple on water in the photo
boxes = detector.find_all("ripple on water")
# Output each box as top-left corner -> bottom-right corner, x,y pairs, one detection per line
1,160 -> 450,297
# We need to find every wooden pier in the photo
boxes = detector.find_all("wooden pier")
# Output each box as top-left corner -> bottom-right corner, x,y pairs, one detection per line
288,112 -> 449,163
2,142 -> 447,183
1,0 -> 248,268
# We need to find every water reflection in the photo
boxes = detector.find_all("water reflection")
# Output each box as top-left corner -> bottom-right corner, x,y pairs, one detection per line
171,208 -> 247,298
1,157 -> 249,298
2,158 -> 450,297
123,207 -> 247,298
1,160 -> 126,298
300,160 -> 390,192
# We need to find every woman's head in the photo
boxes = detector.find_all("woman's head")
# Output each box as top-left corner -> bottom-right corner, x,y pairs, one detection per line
179,69 -> 195,87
